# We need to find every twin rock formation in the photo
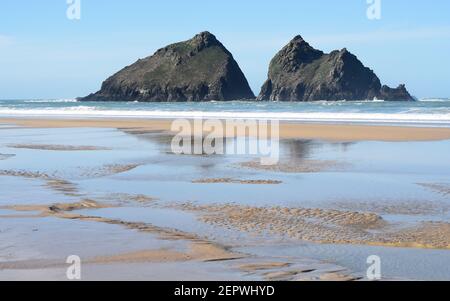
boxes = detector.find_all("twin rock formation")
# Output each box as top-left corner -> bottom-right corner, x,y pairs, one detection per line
81,32 -> 413,102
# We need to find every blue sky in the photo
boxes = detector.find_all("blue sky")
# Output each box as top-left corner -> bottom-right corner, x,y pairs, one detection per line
1,0 -> 450,99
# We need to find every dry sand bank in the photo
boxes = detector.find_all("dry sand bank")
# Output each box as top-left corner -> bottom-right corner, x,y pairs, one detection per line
2,117 -> 450,141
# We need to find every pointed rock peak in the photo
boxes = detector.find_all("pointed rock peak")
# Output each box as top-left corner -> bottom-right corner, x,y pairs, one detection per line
194,31 -> 217,41
286,34 -> 320,51
288,35 -> 314,48
340,48 -> 352,57
291,35 -> 306,43
190,31 -> 221,49
277,34 -> 324,67
333,48 -> 357,61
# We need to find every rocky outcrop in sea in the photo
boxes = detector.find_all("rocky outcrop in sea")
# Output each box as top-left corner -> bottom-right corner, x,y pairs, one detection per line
80,32 -> 255,102
258,35 -> 414,101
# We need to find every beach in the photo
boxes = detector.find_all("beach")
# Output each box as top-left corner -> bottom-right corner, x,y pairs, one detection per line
3,0 -> 450,288
1,115 -> 450,281
2,117 -> 450,141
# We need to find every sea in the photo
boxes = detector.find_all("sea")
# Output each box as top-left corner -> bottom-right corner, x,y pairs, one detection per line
1,98 -> 450,127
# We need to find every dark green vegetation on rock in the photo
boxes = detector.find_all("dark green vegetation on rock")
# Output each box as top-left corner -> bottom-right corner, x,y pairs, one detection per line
258,36 -> 414,101
80,32 -> 254,102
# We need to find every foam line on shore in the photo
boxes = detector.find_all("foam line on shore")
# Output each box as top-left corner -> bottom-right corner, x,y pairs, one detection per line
1,109 -> 450,126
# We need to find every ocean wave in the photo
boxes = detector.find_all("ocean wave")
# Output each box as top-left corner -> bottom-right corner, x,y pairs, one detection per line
1,108 -> 450,126
23,99 -> 78,103
418,98 -> 450,102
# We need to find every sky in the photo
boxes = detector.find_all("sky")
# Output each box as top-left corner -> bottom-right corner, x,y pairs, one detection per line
1,0 -> 450,99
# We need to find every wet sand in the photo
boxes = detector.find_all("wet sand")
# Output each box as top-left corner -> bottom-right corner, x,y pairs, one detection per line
1,201 -> 246,265
418,183 -> 450,197
2,117 -> 450,141
0,200 -> 359,281
0,214 -> 256,281
2,200 -> 361,281
174,203 -> 450,249
7,144 -> 111,151
239,159 -> 348,173
0,163 -> 140,182
0,154 -> 15,160
192,178 -> 282,185
1,119 -> 450,280
332,199 -> 450,216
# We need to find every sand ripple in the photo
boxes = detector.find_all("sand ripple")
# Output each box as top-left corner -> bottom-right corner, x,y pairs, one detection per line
78,164 -> 139,178
239,159 -> 348,173
192,178 -> 282,185
418,183 -> 450,197
0,170 -> 81,197
332,200 -> 450,215
178,203 -> 450,249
